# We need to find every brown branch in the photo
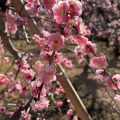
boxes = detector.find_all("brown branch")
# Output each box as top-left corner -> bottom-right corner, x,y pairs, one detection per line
9,97 -> 33,120
0,17 -> 20,60
11,0 -> 42,36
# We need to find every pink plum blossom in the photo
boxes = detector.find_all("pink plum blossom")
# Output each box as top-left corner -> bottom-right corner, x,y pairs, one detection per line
31,97 -> 49,110
0,107 -> 6,113
15,83 -> 22,91
6,14 -> 16,25
0,74 -> 6,84
95,69 -> 109,81
7,72 -> 13,77
31,81 -> 41,98
67,109 -> 73,116
28,53 -> 34,60
20,110 -> 31,120
90,53 -> 107,69
43,0 -> 56,9
62,58 -> 75,69
74,46 -> 82,59
42,29 -> 51,37
39,65 -> 56,84
16,16 -> 28,26
41,50 -> 63,65
19,60 -> 30,70
114,94 -> 120,103
48,32 -> 65,50
106,74 -> 120,90
35,60 -> 43,70
20,86 -> 28,95
69,0 -> 82,17
53,1 -> 69,23
3,57 -> 9,63
6,14 -> 18,34
75,35 -> 88,45
31,81 -> 46,98
8,24 -> 18,34
68,36 -> 76,44
55,101 -> 63,108
33,34 -> 47,48
31,7 -> 40,16
55,86 -> 65,95
82,41 -> 97,55
6,112 -> 14,117
73,116 -> 78,120
63,27 -> 72,38
74,17 -> 86,35
21,69 -> 35,82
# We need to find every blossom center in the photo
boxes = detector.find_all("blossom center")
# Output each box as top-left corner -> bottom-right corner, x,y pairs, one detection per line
60,10 -> 66,16
54,39 -> 59,44
70,5 -> 75,12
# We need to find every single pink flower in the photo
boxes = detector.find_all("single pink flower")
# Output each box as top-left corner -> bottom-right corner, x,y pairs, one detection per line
35,60 -> 43,70
41,50 -> 63,65
55,86 -> 65,95
43,0 -> 56,9
48,32 -> 65,50
0,107 -> 6,113
21,110 -> 31,120
31,81 -> 46,98
55,101 -> 63,108
6,14 -> 16,25
0,74 -> 6,84
73,116 -> 78,120
106,74 -> 120,90
31,97 -> 49,110
31,7 -> 40,16
53,1 -> 69,23
82,41 -> 97,55
75,35 -> 88,45
95,69 -> 109,81
63,27 -> 72,38
3,57 -> 9,63
31,81 -> 42,98
19,60 -> 30,70
68,36 -> 76,44
42,29 -> 51,37
7,72 -> 13,77
114,94 -> 120,103
74,46 -> 82,59
8,24 -> 18,34
62,58 -> 75,69
67,109 -> 73,116
90,53 -> 107,69
20,86 -> 28,95
33,34 -> 47,48
69,0 -> 82,16
15,83 -> 22,91
39,65 -> 56,84
21,69 -> 35,82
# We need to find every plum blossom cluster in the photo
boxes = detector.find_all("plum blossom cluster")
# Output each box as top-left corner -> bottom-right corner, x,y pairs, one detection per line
0,0 -> 120,119
81,0 -> 120,59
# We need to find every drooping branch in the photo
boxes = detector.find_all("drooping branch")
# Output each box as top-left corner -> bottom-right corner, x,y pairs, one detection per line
0,17 -> 20,59
11,0 -> 42,36
9,97 -> 33,120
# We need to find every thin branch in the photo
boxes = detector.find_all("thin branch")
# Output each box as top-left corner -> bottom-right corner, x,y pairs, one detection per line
9,96 -> 33,120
